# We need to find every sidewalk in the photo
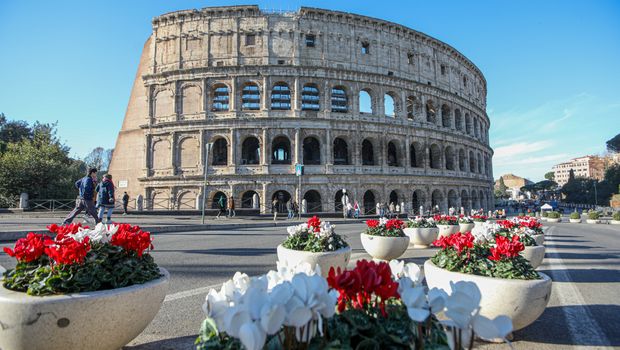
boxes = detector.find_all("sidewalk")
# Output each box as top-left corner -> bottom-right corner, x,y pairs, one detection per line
0,212 -> 366,242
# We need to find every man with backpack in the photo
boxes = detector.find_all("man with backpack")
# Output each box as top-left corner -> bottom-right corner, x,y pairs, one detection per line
63,168 -> 101,225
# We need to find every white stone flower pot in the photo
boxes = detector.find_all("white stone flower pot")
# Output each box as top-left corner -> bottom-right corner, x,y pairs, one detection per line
0,268 -> 170,350
587,219 -> 600,224
276,244 -> 351,276
569,218 -> 581,223
521,245 -> 545,269
403,227 -> 439,248
473,221 -> 486,229
531,234 -> 544,246
458,222 -> 475,233
610,220 -> 620,225
360,233 -> 409,261
437,224 -> 460,238
546,218 -> 561,223
424,260 -> 551,331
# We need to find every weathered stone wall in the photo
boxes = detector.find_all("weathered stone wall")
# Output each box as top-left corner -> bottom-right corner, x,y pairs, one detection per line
109,5 -> 494,213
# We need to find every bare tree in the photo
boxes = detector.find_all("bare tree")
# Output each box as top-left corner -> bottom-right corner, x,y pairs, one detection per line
84,147 -> 114,172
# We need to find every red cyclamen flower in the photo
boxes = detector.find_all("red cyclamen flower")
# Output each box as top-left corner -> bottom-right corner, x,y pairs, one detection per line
366,219 -> 379,228
3,232 -> 49,262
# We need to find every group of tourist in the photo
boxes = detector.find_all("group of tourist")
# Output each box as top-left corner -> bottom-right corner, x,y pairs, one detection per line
62,168 -> 130,225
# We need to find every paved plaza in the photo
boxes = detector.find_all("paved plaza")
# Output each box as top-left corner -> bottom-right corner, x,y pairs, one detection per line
3,220 -> 618,349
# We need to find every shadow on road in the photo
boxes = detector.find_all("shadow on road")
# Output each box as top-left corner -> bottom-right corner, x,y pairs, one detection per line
540,268 -> 620,283
157,248 -> 277,256
123,335 -> 196,350
516,304 -> 620,346
544,244 -> 604,250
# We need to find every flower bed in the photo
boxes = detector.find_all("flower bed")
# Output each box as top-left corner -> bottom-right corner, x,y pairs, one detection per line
472,215 -> 487,223
406,216 -> 438,228
3,223 -> 160,295
197,260 -> 512,349
365,218 -> 406,236
283,216 -> 348,252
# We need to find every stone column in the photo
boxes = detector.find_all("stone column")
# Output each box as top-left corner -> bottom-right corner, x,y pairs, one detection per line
230,76 -> 237,112
294,128 -> 301,164
229,129 -> 237,167
261,128 -> 268,166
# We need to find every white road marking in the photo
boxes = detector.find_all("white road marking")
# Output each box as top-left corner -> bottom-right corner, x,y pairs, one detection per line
164,282 -> 223,303
545,226 -> 611,348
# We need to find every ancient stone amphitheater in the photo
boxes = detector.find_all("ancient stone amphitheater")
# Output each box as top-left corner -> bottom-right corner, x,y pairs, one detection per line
109,5 -> 494,214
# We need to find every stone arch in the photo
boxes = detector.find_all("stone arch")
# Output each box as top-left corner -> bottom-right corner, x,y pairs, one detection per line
465,113 -> 472,134
474,118 -> 480,138
445,145 -> 455,170
384,91 -> 400,117
303,136 -> 321,165
448,189 -> 458,210
469,150 -> 476,173
363,189 -> 378,215
211,137 -> 228,166
387,140 -> 401,167
461,190 -> 470,212
272,190 -> 291,213
301,83 -> 320,111
431,189 -> 444,212
406,96 -> 416,120
304,190 -> 322,213
426,100 -> 436,124
152,139 -> 171,170
241,136 -> 260,165
271,135 -> 291,164
361,138 -> 376,165
410,141 -> 424,168
178,137 -> 200,169
359,88 -> 373,114
455,109 -> 463,131
331,85 -> 348,113
271,82 -> 291,110
241,190 -> 260,208
458,148 -> 466,171
429,143 -> 441,169
441,104 -> 451,128
334,189 -> 352,212
412,189 -> 426,215
154,89 -> 174,118
471,190 -> 480,210
211,83 -> 230,112
177,190 -> 197,210
241,82 -> 260,110
211,191 -> 228,209
479,189 -> 486,210
149,190 -> 169,210
180,84 -> 202,115
333,137 -> 350,165
477,153 -> 483,173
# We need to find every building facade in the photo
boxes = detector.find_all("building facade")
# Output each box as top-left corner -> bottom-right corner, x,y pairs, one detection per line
552,156 -> 606,186
108,5 -> 494,214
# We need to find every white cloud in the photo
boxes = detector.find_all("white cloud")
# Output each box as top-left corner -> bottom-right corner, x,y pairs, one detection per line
493,140 -> 554,161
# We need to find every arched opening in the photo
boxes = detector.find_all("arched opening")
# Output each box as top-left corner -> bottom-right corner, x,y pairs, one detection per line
154,90 -> 174,118
303,137 -> 321,165
363,190 -> 376,215
479,190 -> 485,210
455,109 -> 463,131
406,96 -> 416,120
181,85 -> 201,115
448,190 -> 458,210
272,190 -> 291,213
412,190 -> 425,215
211,191 -> 227,209
429,144 -> 441,169
389,190 -> 399,205
241,83 -> 260,110
362,139 -> 375,165
359,89 -> 373,114
474,118 -> 480,138
301,84 -> 320,111
485,156 -> 491,177
478,153 -> 483,174
177,191 -> 196,210
461,190 -> 470,212
304,190 -> 322,213
465,113 -> 472,134
241,191 -> 259,208
426,100 -> 436,124
384,93 -> 395,117
212,84 -> 230,111
459,149 -> 466,171
431,190 -> 444,212
441,104 -> 451,128
334,189 -> 350,212
445,146 -> 455,170
333,138 -> 349,165
179,138 -> 200,169
212,138 -> 228,166
410,142 -> 423,168
241,137 -> 260,165
271,82 -> 291,110
331,86 -> 348,113
469,151 -> 476,173
387,141 -> 399,167
471,190 -> 480,210
152,140 -> 171,170
271,136 -> 291,164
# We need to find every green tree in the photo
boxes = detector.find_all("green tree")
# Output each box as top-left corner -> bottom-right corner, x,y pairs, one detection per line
544,171 -> 555,181
606,133 -> 620,153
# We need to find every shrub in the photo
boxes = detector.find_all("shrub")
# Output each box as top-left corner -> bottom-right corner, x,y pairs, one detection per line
518,212 -> 525,217
547,211 -> 560,219
542,211 -> 548,217
613,212 -> 620,221
588,211 -> 600,220
570,212 -> 580,220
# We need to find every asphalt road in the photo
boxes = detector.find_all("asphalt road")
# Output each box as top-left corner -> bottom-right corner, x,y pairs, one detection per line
1,221 -> 619,349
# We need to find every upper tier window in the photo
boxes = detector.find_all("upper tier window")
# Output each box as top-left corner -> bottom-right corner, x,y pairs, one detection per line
242,83 -> 260,110
361,42 -> 370,55
271,83 -> 291,110
306,34 -> 315,47
245,34 -> 255,46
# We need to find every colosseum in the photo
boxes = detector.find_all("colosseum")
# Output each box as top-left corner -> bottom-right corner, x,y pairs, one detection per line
109,5 -> 494,215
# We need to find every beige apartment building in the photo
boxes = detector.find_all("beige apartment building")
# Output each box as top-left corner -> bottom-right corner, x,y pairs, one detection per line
552,156 -> 606,186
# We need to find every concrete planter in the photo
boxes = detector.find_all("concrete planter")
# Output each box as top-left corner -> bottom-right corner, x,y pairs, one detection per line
458,222 -> 475,233
531,234 -> 544,246
276,244 -> 351,276
520,245 -> 545,269
473,221 -> 487,228
403,227 -> 438,248
586,219 -> 600,224
546,218 -> 561,223
0,268 -> 170,350
610,220 -> 620,225
437,224 -> 460,238
569,219 -> 581,224
424,260 -> 551,331
360,233 -> 409,261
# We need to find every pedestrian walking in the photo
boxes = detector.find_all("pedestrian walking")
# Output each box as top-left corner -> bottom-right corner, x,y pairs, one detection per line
63,168 -> 101,225
96,174 -> 115,224
346,202 -> 353,218
293,200 -> 299,219
287,200 -> 294,219
228,196 -> 236,217
353,200 -> 360,218
122,192 -> 129,215
272,198 -> 279,222
216,195 -> 226,219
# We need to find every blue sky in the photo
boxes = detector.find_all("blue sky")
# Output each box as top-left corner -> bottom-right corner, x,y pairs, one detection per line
1,0 -> 618,181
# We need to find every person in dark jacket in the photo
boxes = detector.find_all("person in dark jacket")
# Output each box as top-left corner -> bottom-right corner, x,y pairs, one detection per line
96,174 -> 116,223
122,192 -> 130,215
63,168 -> 101,225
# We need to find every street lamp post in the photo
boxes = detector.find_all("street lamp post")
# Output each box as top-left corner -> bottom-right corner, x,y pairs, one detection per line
201,143 -> 213,224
